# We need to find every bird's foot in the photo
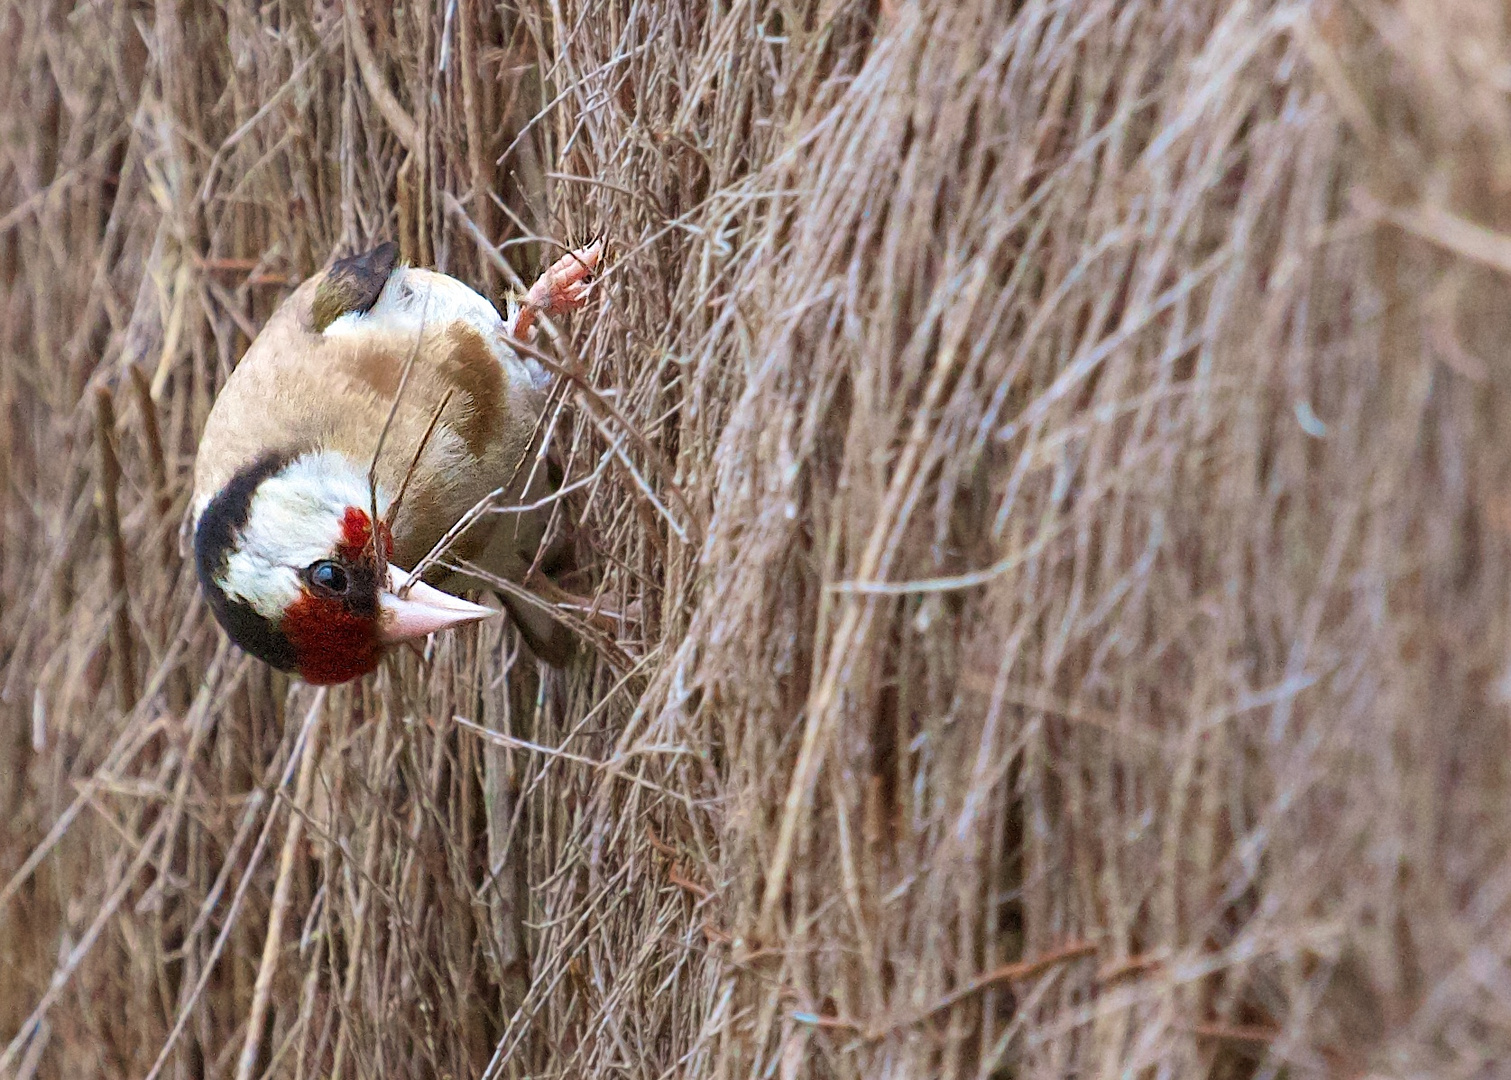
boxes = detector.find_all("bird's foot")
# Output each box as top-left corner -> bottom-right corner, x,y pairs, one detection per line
524,571 -> 638,636
510,239 -> 604,341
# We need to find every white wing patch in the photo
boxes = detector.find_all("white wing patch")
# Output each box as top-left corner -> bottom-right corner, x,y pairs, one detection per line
322,266 -> 549,391
222,452 -> 391,619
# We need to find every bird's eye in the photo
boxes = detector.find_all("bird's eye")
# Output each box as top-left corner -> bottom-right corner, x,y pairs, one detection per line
307,560 -> 349,595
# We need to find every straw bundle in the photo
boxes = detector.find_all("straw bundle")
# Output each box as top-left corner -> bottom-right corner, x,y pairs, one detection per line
4,0 -> 1511,1076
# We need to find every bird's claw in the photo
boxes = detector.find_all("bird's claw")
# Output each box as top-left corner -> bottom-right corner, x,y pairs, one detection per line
511,239 -> 604,341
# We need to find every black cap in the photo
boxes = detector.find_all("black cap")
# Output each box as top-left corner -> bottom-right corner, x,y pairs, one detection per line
194,452 -> 299,671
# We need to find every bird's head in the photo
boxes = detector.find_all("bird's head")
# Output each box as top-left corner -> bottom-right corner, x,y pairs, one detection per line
193,450 -> 492,684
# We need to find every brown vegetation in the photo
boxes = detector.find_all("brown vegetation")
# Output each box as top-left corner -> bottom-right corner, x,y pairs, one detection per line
4,0 -> 1511,1076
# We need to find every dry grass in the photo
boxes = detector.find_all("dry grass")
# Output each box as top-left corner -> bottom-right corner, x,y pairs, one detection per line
4,0 -> 1511,1076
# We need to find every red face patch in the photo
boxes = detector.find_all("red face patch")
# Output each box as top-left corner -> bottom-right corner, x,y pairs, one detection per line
336,506 -> 393,563
277,507 -> 395,684
279,591 -> 382,685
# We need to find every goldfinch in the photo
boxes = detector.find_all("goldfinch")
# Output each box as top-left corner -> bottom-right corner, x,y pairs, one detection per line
189,240 -> 600,685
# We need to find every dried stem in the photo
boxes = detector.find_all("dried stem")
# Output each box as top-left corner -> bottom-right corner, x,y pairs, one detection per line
234,693 -> 325,1080
94,387 -> 137,708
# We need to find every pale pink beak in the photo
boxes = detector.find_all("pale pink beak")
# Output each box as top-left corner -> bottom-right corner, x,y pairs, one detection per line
378,565 -> 496,644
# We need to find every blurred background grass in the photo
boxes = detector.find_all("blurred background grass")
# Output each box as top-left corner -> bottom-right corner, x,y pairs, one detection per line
4,0 -> 1511,1076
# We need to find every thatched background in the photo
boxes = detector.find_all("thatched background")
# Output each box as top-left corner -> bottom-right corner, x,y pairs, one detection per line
4,0 -> 1511,1076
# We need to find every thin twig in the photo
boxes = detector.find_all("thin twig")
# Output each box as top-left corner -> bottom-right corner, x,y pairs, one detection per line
234,694 -> 325,1080
343,0 -> 421,156
143,691 -> 327,1080
94,387 -> 137,708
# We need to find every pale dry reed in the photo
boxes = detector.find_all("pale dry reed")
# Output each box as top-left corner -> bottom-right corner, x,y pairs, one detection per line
3,1 -> 1510,1077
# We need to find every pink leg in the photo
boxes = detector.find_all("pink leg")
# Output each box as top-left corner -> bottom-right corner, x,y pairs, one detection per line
510,239 -> 604,341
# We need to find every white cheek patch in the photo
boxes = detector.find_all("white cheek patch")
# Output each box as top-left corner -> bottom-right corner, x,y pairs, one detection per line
220,452 -> 391,620
322,266 -> 549,391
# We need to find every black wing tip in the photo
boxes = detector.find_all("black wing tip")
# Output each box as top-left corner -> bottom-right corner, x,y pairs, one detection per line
312,241 -> 401,332
330,239 -> 399,273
